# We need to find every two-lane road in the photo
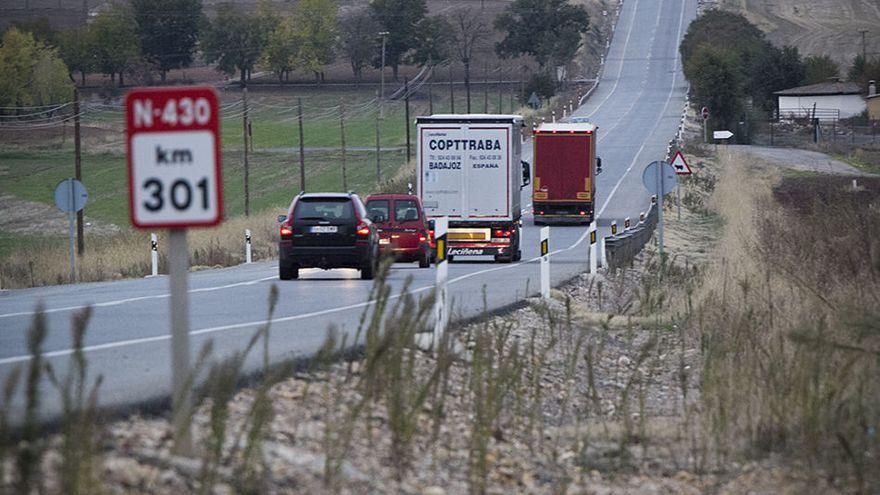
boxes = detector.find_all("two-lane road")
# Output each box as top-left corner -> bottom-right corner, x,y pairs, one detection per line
0,0 -> 697,421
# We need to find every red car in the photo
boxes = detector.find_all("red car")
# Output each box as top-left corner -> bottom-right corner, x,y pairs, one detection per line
365,194 -> 432,268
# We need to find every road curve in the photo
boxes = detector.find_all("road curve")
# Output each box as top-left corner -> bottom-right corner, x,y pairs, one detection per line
0,0 -> 698,422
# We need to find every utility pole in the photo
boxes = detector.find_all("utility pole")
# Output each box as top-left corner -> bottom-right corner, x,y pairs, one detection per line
497,68 -> 503,114
404,78 -> 411,163
297,97 -> 305,192
243,86 -> 250,217
860,30 -> 868,61
379,31 -> 389,118
340,98 -> 347,190
376,107 -> 381,185
483,62 -> 489,113
74,88 -> 84,255
449,64 -> 455,113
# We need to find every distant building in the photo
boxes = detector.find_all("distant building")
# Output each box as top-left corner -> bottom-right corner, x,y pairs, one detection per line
867,81 -> 880,121
774,81 -> 866,121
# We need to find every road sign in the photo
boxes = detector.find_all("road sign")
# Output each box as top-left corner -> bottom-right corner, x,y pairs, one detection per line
126,86 -> 223,228
54,178 -> 88,212
528,92 -> 541,109
670,150 -> 692,175
713,130 -> 734,140
641,160 -> 678,195
701,106 -> 709,120
54,178 -> 89,283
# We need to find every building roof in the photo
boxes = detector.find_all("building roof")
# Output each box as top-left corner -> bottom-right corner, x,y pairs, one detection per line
774,81 -> 863,97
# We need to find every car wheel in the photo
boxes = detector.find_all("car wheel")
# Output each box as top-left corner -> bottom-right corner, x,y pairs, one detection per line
418,248 -> 430,268
513,249 -> 522,262
279,263 -> 299,280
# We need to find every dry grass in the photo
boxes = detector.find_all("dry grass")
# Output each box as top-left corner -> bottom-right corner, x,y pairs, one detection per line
692,147 -> 880,491
0,211 -> 280,288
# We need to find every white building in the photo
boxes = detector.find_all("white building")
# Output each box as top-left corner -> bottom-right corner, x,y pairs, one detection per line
774,81 -> 865,121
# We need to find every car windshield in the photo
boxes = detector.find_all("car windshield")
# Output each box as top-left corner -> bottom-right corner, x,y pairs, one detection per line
394,200 -> 420,222
365,200 -> 390,222
294,198 -> 354,221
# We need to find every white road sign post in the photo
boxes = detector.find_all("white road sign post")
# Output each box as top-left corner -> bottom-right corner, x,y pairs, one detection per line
540,226 -> 550,299
642,160 -> 678,259
126,86 -> 223,456
433,217 -> 449,348
588,221 -> 598,274
54,178 -> 88,283
150,233 -> 159,276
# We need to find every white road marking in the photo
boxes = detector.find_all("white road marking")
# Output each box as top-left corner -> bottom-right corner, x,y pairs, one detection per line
0,275 -> 278,319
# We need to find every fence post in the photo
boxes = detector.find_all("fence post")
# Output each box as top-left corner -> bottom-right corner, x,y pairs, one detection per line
245,229 -> 252,264
150,233 -> 158,277
540,226 -> 550,299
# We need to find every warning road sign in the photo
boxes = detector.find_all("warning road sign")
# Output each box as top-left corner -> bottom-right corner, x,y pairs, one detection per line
670,150 -> 692,175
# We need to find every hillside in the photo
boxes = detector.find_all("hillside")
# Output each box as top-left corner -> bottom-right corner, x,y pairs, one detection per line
718,0 -> 880,68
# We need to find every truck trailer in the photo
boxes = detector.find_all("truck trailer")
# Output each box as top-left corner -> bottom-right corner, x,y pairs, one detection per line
416,114 -> 530,263
532,122 -> 601,225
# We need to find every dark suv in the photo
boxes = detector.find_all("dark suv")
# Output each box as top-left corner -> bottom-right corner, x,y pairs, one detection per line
278,192 -> 380,280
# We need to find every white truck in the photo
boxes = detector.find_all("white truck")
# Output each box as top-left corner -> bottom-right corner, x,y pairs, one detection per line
416,114 -> 530,263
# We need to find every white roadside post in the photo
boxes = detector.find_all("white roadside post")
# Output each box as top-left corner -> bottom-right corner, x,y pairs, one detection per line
151,233 -> 159,276
610,220 -> 617,236
588,222 -> 598,274
599,235 -> 607,267
433,217 -> 449,347
624,217 -> 631,231
540,226 -> 550,299
126,86 -> 223,457
245,229 -> 252,263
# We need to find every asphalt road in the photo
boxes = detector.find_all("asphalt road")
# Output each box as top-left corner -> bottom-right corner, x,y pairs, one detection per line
0,0 -> 698,421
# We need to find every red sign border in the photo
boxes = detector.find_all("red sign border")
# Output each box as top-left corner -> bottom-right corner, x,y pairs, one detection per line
125,85 -> 223,229
671,150 -> 692,176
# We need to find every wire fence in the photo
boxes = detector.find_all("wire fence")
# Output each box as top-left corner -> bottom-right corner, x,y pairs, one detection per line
750,119 -> 880,148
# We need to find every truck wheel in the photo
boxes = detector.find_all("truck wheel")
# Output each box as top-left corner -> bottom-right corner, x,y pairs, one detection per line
279,263 -> 299,280
495,253 -> 513,263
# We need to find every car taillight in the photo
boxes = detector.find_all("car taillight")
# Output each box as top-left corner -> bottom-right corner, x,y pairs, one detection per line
280,224 -> 293,238
428,229 -> 434,240
356,222 -> 370,238
579,211 -> 587,216
419,232 -> 427,242
493,229 -> 512,238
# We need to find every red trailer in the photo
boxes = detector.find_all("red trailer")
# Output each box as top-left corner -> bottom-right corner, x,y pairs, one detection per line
532,122 -> 601,225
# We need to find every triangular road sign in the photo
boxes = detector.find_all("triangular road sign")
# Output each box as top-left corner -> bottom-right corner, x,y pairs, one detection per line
670,150 -> 692,175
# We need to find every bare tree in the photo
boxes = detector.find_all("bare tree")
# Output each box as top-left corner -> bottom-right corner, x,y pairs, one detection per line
451,8 -> 489,113
339,7 -> 380,81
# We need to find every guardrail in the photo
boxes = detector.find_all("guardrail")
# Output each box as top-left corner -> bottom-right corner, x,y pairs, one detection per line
603,195 -> 659,269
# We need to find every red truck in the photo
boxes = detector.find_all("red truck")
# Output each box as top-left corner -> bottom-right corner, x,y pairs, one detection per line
532,122 -> 601,225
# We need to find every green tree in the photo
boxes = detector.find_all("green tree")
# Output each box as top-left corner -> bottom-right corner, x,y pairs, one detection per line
803,55 -> 839,84
679,10 -> 766,66
0,27 -> 73,107
57,27 -> 94,85
494,0 -> 589,71
0,28 -> 40,107
339,7 -> 380,81
89,4 -> 140,86
292,0 -> 338,83
369,0 -> 428,80
408,16 -> 453,67
263,16 -> 297,82
747,45 -> 805,113
686,44 -> 744,132
31,46 -> 75,105
202,4 -> 269,85
131,0 -> 203,83
848,54 -> 880,90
